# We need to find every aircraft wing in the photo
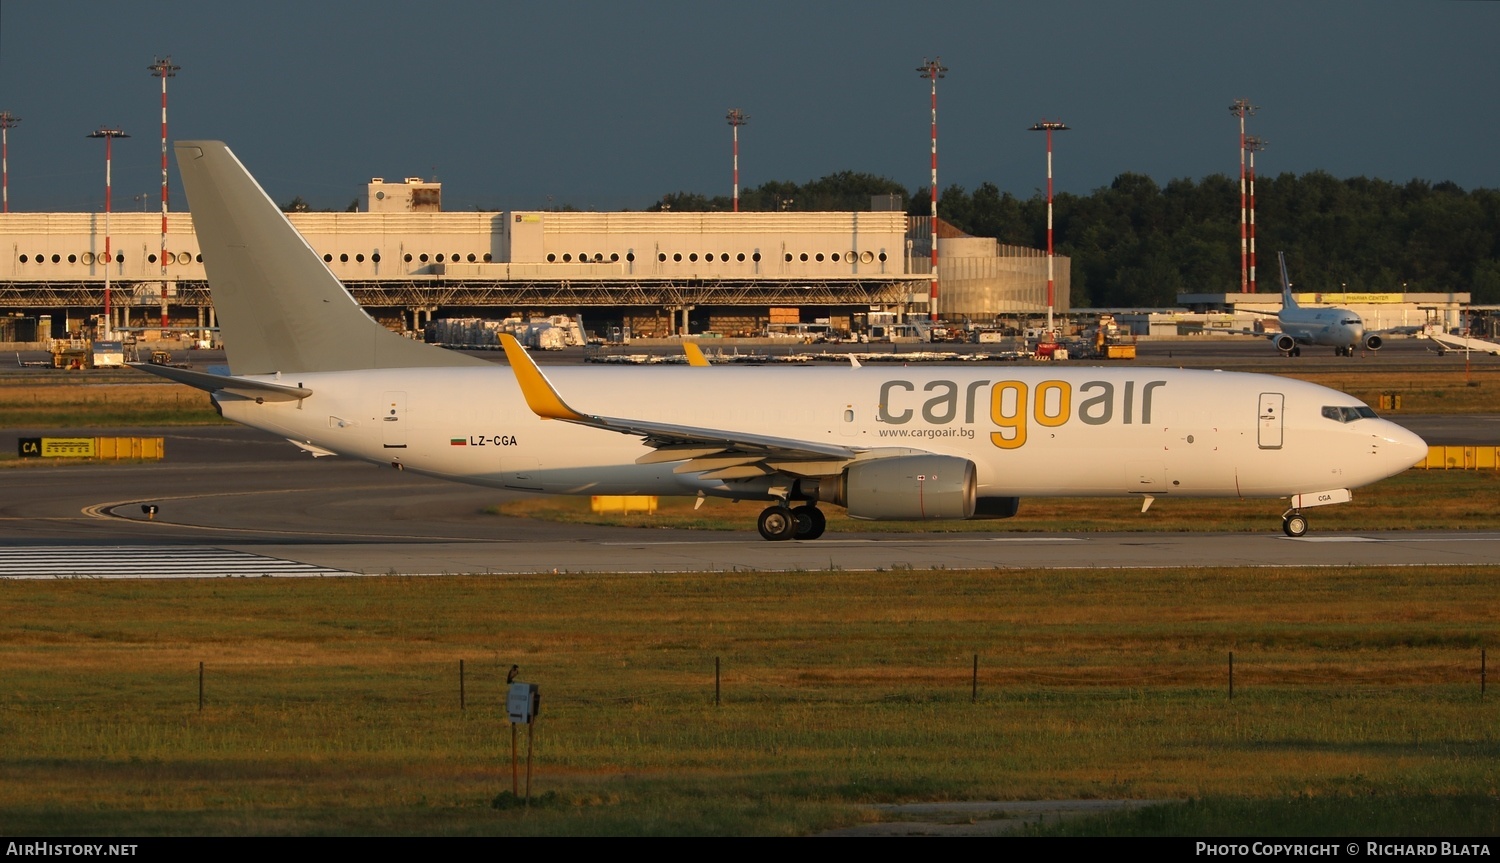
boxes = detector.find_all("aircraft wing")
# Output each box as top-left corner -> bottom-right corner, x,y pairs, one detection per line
128,362 -> 312,402
500,334 -> 868,479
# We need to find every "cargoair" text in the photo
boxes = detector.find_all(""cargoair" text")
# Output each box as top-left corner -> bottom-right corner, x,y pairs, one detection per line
876,378 -> 1168,449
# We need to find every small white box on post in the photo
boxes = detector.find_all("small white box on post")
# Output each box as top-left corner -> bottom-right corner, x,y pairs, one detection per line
506,681 -> 541,801
507,682 -> 540,725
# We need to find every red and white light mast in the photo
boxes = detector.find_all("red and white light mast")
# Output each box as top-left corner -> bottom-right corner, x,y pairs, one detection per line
1244,135 -> 1267,294
1029,120 -> 1069,335
0,112 -> 19,213
150,57 -> 180,328
88,127 -> 129,340
726,108 -> 748,212
1229,98 -> 1257,293
917,57 -> 947,322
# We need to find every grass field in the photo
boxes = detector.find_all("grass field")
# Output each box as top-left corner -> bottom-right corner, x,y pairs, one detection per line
0,378 -> 224,427
2,567 -> 1497,835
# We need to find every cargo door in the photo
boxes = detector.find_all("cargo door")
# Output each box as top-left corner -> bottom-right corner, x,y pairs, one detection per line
382,391 -> 407,449
1257,392 -> 1283,450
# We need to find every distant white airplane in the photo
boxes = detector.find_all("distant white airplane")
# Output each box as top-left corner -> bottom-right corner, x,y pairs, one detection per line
1264,253 -> 1383,357
133,142 -> 1427,540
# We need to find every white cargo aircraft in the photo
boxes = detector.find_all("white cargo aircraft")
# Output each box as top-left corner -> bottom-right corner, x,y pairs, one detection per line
134,142 -> 1427,540
1264,253 -> 1384,357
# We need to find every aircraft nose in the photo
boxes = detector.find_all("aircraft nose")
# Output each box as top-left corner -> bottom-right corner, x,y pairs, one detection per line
1373,421 -> 1428,472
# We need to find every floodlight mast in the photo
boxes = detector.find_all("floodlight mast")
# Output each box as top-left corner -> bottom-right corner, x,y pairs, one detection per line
1029,120 -> 1069,335
1229,98 -> 1258,293
917,57 -> 947,322
1245,135 -> 1267,294
0,112 -> 19,213
726,108 -> 748,213
150,57 -> 180,329
88,127 -> 129,340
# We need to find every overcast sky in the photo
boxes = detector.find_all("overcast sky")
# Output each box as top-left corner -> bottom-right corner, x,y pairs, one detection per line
1,1 -> 1495,212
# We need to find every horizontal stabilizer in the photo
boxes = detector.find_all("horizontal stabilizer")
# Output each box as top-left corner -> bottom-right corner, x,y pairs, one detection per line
128,362 -> 311,402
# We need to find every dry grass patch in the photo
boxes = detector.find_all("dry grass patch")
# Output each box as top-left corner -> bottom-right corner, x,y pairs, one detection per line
4,570 -> 1496,796
0,379 -> 223,425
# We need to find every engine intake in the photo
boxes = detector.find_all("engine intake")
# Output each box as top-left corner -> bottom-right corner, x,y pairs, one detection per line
1363,333 -> 1383,351
812,455 -> 976,520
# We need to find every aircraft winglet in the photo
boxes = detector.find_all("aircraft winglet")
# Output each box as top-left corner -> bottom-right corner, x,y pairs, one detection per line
683,342 -> 710,367
499,334 -> 589,421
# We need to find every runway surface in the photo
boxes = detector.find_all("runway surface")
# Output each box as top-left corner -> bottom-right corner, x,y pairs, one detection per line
2,426 -> 1498,578
3,336 -> 1496,578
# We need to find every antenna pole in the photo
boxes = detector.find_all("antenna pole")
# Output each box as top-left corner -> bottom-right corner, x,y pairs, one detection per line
918,58 -> 948,322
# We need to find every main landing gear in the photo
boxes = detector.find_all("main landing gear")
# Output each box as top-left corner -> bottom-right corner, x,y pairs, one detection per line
757,504 -> 826,541
1281,509 -> 1309,537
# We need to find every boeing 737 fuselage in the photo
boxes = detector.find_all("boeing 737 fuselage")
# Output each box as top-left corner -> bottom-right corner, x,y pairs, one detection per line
136,143 -> 1427,541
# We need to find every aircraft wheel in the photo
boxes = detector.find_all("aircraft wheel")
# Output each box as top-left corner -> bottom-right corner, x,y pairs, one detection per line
1282,512 -> 1309,538
757,505 -> 798,541
792,505 -> 826,540
1292,346 -> 1301,357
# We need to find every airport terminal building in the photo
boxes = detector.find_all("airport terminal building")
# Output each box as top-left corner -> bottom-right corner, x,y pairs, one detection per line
0,177 -> 1072,342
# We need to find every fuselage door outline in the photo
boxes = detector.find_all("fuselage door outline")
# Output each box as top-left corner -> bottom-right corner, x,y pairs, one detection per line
1258,392 -> 1284,450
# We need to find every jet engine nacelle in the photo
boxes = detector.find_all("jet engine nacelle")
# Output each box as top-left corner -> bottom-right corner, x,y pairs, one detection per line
1273,333 -> 1298,353
811,454 -> 977,520
1363,333 -> 1383,351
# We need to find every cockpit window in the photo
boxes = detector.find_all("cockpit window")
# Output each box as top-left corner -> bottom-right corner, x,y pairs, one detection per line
1322,405 -> 1379,423
1341,318 -> 1361,326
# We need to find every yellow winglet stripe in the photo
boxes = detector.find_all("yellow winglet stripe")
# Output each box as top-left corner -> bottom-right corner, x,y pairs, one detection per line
683,342 -> 710,367
499,334 -> 588,421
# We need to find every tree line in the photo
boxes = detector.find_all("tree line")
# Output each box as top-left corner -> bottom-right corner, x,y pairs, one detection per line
652,172 -> 1500,307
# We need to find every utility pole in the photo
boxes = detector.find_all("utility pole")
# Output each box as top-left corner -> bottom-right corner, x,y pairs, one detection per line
917,57 -> 947,322
0,113 -> 19,213
1229,98 -> 1258,293
1029,120 -> 1069,335
150,57 -> 180,329
1245,135 -> 1267,294
88,127 -> 129,340
726,108 -> 747,213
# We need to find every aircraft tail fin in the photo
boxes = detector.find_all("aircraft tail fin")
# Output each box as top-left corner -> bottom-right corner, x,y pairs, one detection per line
1278,251 -> 1298,310
174,141 -> 486,375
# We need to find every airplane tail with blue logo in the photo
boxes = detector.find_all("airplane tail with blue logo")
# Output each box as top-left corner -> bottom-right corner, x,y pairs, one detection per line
1278,252 -> 1299,310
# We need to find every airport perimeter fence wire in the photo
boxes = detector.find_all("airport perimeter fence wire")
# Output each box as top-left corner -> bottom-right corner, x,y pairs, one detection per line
31,651 -> 1486,712
277,653 -> 1486,705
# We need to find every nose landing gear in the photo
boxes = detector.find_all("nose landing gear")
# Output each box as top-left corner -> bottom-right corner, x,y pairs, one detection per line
1281,509 -> 1309,537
